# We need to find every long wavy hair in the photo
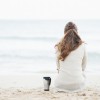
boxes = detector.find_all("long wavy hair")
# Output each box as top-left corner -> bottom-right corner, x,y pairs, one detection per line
55,22 -> 83,61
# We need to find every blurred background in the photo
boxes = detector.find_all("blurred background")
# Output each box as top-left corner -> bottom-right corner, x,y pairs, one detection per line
0,0 -> 100,74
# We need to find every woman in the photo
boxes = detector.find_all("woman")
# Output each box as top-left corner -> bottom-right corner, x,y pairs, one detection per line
54,22 -> 87,92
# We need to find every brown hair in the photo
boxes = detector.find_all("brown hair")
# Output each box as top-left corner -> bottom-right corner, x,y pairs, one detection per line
55,22 -> 83,61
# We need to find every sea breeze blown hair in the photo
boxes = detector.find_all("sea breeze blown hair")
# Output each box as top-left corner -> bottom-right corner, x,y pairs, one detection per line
55,22 -> 83,61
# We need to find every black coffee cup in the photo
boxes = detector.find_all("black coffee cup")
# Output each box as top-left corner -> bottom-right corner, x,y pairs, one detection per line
43,77 -> 51,91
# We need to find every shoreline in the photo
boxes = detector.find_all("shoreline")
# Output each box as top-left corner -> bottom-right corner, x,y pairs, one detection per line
0,72 -> 100,88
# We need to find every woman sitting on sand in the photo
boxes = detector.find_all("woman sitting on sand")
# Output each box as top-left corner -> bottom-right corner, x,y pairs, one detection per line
54,22 -> 87,92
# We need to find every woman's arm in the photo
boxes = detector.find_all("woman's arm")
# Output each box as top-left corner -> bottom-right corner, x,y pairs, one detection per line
55,47 -> 60,73
82,44 -> 88,71
56,57 -> 60,73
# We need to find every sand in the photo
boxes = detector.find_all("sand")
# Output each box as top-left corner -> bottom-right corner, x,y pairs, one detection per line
0,73 -> 100,100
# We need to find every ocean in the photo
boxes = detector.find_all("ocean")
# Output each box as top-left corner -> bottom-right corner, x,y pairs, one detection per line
0,20 -> 100,74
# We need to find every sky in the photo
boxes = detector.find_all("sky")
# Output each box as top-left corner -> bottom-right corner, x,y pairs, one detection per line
0,0 -> 100,20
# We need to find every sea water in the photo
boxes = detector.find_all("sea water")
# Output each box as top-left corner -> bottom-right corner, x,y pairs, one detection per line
0,20 -> 100,74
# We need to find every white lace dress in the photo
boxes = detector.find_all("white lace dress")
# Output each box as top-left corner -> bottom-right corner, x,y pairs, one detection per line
54,43 -> 87,92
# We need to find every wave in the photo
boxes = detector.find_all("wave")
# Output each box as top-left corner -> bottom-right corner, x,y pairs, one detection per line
0,52 -> 100,60
0,36 -> 59,41
0,54 -> 54,60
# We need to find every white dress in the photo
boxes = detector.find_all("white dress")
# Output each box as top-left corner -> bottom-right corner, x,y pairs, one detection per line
54,43 -> 87,92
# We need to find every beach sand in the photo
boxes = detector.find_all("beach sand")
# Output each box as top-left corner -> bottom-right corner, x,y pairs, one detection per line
0,73 -> 100,100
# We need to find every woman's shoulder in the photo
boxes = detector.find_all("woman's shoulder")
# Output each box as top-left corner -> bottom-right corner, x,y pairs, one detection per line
79,42 -> 87,51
